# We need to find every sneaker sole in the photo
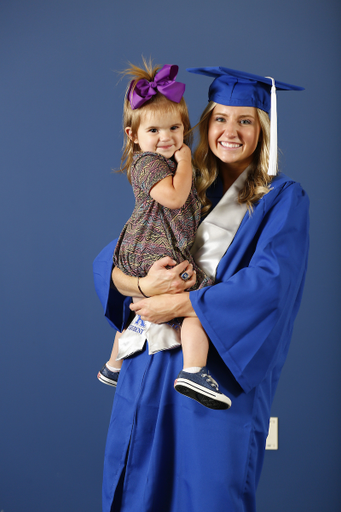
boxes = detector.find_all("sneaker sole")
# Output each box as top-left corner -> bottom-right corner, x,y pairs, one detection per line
97,372 -> 118,387
174,378 -> 231,410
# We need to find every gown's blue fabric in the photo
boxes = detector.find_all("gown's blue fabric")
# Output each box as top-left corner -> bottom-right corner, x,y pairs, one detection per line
93,173 -> 309,512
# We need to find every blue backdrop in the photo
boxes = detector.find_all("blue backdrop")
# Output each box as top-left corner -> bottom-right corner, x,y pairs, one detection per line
1,1 -> 340,510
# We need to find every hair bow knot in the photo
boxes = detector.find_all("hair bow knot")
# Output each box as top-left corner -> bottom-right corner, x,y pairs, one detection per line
128,64 -> 185,110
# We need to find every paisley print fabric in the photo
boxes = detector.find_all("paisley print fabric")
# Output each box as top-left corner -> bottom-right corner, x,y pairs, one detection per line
113,152 -> 213,290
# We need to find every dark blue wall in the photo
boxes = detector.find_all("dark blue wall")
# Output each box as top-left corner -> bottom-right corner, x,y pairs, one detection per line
1,1 -> 340,510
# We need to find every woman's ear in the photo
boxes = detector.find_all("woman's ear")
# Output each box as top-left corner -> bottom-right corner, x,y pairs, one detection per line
125,127 -> 138,144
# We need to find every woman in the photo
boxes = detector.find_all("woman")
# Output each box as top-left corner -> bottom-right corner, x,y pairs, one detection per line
93,67 -> 309,512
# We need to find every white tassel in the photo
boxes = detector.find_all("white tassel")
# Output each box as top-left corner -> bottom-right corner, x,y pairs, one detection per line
266,77 -> 277,176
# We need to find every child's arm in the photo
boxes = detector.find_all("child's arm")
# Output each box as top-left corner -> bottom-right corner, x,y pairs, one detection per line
149,144 -> 193,209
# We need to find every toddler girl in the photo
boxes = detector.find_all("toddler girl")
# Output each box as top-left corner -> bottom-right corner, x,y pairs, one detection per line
97,61 -> 231,410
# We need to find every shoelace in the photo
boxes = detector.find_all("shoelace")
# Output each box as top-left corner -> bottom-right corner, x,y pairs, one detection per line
202,372 -> 219,390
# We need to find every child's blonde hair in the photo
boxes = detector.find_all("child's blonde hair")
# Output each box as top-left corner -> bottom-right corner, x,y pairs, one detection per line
193,102 -> 276,214
120,58 -> 192,183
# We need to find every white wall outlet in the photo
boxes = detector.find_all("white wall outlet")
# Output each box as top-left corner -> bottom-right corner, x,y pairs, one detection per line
265,417 -> 278,450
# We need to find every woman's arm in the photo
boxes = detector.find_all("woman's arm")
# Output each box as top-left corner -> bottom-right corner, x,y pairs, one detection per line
130,291 -> 197,323
112,257 -> 197,298
93,238 -> 131,331
189,182 -> 310,393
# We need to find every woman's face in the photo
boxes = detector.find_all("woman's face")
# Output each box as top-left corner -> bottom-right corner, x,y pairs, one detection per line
208,104 -> 261,175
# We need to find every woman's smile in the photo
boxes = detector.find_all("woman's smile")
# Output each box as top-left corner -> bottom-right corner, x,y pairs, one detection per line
219,141 -> 243,149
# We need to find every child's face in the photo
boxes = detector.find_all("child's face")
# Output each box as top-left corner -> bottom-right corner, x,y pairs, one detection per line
128,109 -> 184,159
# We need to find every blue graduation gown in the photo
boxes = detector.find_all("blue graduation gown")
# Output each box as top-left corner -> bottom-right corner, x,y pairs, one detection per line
93,173 -> 309,512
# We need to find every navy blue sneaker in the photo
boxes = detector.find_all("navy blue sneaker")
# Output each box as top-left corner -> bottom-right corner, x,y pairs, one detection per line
97,364 -> 119,387
174,367 -> 232,410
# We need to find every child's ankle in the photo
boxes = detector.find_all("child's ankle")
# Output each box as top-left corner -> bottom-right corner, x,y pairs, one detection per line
106,362 -> 122,372
183,366 -> 202,373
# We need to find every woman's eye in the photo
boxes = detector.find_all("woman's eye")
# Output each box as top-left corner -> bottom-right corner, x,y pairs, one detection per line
240,119 -> 252,125
215,117 -> 225,123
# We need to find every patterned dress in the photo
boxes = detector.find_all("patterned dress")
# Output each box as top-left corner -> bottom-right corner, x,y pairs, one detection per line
113,152 -> 213,290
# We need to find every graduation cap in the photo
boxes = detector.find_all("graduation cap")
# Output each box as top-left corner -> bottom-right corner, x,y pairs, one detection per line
187,66 -> 304,176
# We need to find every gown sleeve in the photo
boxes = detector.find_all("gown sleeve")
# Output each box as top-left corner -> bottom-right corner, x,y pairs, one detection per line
190,181 -> 310,393
92,239 -> 131,332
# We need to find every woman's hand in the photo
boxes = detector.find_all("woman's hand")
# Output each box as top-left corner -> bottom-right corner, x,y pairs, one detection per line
140,257 -> 196,297
111,257 -> 196,298
129,291 -> 196,324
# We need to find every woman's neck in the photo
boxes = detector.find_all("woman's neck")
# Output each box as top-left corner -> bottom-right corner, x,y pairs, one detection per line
219,164 -> 249,194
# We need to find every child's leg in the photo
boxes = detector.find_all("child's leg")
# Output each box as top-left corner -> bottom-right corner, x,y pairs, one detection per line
98,331 -> 123,387
181,317 -> 209,369
107,330 -> 124,369
98,298 -> 142,387
97,331 -> 123,386
107,296 -> 142,368
174,317 -> 232,410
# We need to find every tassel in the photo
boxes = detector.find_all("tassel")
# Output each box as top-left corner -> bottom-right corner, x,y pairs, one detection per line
266,77 -> 277,176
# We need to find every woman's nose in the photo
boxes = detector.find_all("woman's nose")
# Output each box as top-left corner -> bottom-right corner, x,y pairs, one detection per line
223,123 -> 238,138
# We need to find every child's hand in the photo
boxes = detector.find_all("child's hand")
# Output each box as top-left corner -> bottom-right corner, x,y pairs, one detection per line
174,144 -> 192,165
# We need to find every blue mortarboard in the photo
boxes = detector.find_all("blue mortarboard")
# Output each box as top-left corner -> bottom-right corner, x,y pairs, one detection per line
187,67 -> 304,175
187,66 -> 303,113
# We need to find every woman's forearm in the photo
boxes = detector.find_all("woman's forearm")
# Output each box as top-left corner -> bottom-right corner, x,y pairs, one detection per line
129,292 -> 197,324
112,257 -> 197,298
111,266 -> 144,298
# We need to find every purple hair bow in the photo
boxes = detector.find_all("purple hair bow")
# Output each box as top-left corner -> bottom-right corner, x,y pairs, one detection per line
128,64 -> 186,110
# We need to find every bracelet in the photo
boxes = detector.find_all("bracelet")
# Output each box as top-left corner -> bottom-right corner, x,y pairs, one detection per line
137,276 -> 150,298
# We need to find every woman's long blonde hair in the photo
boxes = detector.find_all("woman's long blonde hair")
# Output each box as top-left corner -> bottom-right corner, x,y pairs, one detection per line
119,58 -> 192,183
193,101 -> 276,214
